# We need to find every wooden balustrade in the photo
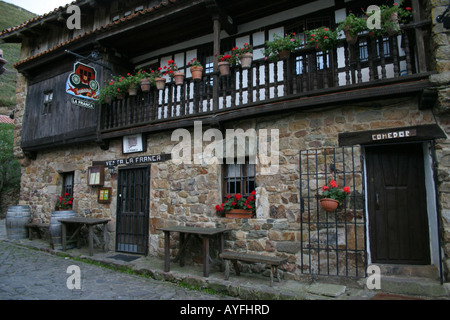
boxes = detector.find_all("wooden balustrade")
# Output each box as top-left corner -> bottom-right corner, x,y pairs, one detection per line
100,27 -> 426,133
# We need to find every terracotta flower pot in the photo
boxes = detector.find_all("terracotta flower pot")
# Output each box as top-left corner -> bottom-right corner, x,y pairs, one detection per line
239,52 -> 253,69
128,84 -> 138,96
225,209 -> 253,219
116,93 -> 125,100
343,25 -> 358,45
218,61 -> 230,76
140,78 -> 151,92
173,72 -> 185,85
279,50 -> 290,60
320,198 -> 339,212
154,77 -> 166,90
190,66 -> 203,81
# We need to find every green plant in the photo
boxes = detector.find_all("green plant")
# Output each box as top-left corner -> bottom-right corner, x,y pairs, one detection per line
234,43 -> 253,56
337,13 -> 367,38
216,191 -> 256,214
321,180 -> 350,205
365,2 -> 413,36
217,53 -> 238,65
187,58 -> 202,68
0,123 -> 20,193
164,60 -> 180,77
305,27 -> 339,50
263,33 -> 301,61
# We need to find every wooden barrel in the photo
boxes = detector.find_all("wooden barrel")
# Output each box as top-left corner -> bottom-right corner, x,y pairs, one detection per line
6,206 -> 31,240
49,210 -> 76,249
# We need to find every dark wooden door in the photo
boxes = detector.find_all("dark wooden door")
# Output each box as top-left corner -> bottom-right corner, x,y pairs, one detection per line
366,143 -> 430,265
116,166 -> 150,255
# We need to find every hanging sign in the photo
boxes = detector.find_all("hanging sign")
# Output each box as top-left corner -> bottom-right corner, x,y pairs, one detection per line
65,62 -> 99,101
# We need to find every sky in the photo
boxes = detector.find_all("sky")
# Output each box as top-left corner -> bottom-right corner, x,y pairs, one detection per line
3,0 -> 74,15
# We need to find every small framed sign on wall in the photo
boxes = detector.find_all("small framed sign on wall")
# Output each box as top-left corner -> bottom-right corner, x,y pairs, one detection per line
98,187 -> 112,203
123,133 -> 146,154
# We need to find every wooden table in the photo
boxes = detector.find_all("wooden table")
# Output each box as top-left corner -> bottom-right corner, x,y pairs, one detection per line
157,226 -> 228,277
59,217 -> 110,256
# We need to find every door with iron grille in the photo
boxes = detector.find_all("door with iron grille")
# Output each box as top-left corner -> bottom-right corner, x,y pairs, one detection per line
116,166 -> 150,255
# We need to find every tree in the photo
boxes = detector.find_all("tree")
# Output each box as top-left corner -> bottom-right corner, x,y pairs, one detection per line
0,123 -> 20,193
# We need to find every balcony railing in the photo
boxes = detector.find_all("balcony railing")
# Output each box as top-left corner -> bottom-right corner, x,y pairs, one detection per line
99,25 -> 429,133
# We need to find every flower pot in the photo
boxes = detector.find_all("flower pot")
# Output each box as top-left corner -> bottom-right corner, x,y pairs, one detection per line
387,11 -> 400,36
140,78 -> 151,92
218,61 -> 230,76
240,52 -> 253,69
225,209 -> 253,219
104,95 -> 112,104
116,93 -> 125,100
173,72 -> 185,85
128,84 -> 138,96
190,66 -> 203,81
320,198 -> 339,212
279,50 -> 290,60
343,26 -> 358,45
154,77 -> 166,90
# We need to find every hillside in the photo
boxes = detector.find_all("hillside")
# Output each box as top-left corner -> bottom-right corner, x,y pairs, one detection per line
0,1 -> 36,108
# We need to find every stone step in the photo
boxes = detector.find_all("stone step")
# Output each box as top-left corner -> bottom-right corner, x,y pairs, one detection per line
378,275 -> 448,298
376,264 -> 440,280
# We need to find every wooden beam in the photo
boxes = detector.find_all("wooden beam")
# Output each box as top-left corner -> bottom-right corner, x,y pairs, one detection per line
205,0 -> 237,35
412,0 -> 427,73
338,124 -> 446,147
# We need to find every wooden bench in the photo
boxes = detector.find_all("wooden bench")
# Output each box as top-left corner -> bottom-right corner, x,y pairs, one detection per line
24,223 -> 52,246
219,251 -> 287,287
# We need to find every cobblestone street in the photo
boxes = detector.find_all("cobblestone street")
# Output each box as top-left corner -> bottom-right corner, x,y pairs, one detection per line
0,241 -> 228,300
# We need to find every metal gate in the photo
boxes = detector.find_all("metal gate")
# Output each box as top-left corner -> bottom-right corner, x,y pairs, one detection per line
299,147 -> 367,277
116,166 -> 150,255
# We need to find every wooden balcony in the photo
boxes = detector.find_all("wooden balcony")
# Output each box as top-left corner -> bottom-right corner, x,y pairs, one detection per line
99,23 -> 433,139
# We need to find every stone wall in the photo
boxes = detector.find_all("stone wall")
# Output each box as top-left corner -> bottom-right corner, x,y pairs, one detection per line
429,0 -> 450,279
15,94 -> 445,280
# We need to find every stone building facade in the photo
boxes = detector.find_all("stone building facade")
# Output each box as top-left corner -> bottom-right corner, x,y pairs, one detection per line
2,0 -> 450,283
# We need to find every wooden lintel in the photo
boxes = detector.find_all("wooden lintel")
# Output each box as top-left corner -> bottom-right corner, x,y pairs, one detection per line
205,0 -> 237,35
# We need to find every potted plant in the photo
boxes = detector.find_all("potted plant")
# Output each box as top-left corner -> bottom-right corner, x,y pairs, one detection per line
165,59 -> 185,85
320,180 -> 350,212
55,192 -> 74,211
123,72 -> 140,96
337,13 -> 367,45
187,58 -> 203,81
216,191 -> 256,218
365,3 -> 413,36
98,78 -> 119,104
139,70 -> 152,92
305,27 -> 339,50
150,67 -> 166,90
236,43 -> 253,69
263,33 -> 301,61
217,53 -> 237,76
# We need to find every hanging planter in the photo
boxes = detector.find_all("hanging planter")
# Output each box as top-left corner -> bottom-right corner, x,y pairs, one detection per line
128,84 -> 138,96
218,61 -> 231,76
154,77 -> 166,90
173,72 -> 185,85
140,78 -> 151,92
386,11 -> 400,36
343,25 -> 358,45
190,66 -> 203,81
279,50 -> 291,60
239,52 -> 253,69
320,198 -> 339,212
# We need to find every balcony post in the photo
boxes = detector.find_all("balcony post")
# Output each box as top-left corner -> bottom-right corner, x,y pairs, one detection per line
212,16 -> 220,111
411,0 -> 427,73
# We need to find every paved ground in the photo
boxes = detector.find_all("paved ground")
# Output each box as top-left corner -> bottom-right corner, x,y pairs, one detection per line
0,241 -> 232,300
1,218 -> 448,304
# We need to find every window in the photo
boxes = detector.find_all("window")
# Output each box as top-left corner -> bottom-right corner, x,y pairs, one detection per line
223,161 -> 256,198
43,91 -> 53,114
62,172 -> 74,197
